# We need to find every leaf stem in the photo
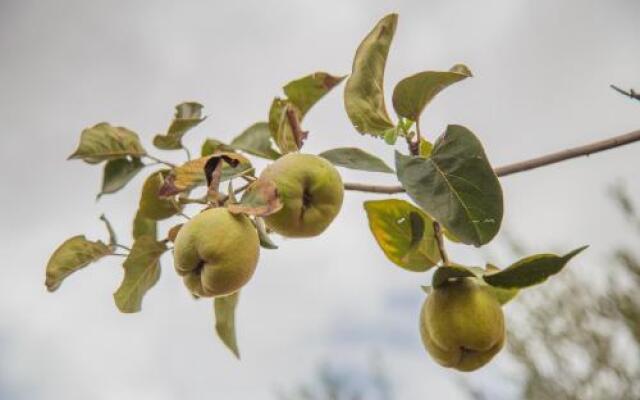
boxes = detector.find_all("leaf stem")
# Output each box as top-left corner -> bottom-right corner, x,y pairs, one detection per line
183,146 -> 192,161
432,221 -> 449,266
344,129 -> 640,194
145,154 -> 176,168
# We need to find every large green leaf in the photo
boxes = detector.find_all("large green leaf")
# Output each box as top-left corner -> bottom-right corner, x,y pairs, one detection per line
45,235 -> 112,292
158,153 -> 253,196
268,98 -> 302,154
68,123 -> 146,163
132,210 -> 157,240
484,246 -> 588,289
481,264 -> 519,305
319,147 -> 394,173
113,236 -> 167,313
363,199 -> 440,272
344,14 -> 397,136
153,102 -> 205,150
230,122 -> 281,160
395,125 -> 503,246
98,157 -> 145,198
283,72 -> 346,115
392,64 -> 472,121
214,291 -> 240,359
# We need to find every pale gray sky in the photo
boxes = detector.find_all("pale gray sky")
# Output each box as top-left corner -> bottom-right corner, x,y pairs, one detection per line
1,1 -> 639,399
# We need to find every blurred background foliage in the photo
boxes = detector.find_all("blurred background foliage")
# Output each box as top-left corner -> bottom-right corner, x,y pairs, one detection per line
276,183 -> 640,400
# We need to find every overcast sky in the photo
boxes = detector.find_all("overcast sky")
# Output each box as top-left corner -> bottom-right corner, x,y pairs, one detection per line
1,0 -> 639,399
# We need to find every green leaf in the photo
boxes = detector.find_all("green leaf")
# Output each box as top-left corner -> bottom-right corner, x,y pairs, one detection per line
153,102 -> 205,150
132,210 -> 157,240
99,214 -> 117,247
431,265 -> 476,288
158,153 -> 253,196
45,235 -> 112,292
283,72 -> 346,115
98,157 -> 145,198
113,236 -> 167,313
344,14 -> 397,136
419,138 -> 433,157
138,170 -> 183,220
363,199 -> 440,272
214,291 -> 240,359
268,98 -> 302,154
319,147 -> 393,173
392,64 -> 472,121
483,246 -> 588,289
201,138 -> 236,156
383,127 -> 399,145
481,264 -> 518,305
395,125 -> 503,246
230,122 -> 281,160
68,123 -> 146,163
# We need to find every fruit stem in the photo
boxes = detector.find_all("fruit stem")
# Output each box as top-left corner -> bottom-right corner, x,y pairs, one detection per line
433,221 -> 450,266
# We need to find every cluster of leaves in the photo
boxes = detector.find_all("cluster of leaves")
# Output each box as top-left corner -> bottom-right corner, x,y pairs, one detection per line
45,69 -> 354,357
343,14 -> 585,300
45,13 -> 586,359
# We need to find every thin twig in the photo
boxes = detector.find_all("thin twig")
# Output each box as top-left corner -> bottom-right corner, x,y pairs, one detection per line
178,196 -> 208,205
433,221 -> 449,265
344,129 -> 640,194
114,243 -> 131,251
219,182 -> 251,204
610,84 -> 640,101
177,211 -> 191,220
145,154 -> 176,168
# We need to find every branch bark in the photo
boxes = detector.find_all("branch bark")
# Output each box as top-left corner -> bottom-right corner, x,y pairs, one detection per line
344,129 -> 640,194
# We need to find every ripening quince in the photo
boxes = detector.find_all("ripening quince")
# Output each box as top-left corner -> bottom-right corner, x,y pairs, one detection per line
260,153 -> 344,238
419,278 -> 505,372
173,208 -> 259,297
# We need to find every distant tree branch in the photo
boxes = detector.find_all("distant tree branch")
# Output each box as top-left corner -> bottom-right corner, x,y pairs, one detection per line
344,129 -> 640,194
610,84 -> 640,102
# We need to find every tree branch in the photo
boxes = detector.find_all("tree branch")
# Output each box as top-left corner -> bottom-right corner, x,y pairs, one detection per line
610,84 -> 640,102
344,129 -> 640,194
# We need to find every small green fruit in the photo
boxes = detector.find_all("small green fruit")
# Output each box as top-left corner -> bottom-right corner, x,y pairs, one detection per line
419,278 -> 505,372
261,153 -> 343,238
173,208 -> 259,297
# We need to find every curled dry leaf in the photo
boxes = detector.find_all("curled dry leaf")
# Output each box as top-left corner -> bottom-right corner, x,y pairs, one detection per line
158,152 -> 251,197
227,178 -> 283,217
45,235 -> 112,292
